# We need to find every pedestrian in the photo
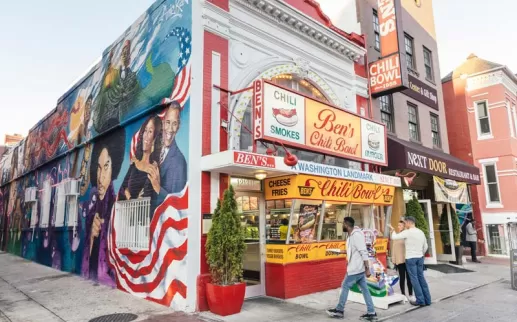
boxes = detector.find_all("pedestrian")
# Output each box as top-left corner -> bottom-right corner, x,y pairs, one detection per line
326,217 -> 377,320
391,220 -> 414,301
389,216 -> 431,307
466,218 -> 481,263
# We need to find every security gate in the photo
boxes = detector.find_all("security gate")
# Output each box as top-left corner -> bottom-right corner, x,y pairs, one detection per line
508,222 -> 517,290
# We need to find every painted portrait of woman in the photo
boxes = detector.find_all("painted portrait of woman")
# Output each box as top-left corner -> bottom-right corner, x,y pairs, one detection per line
118,115 -> 162,201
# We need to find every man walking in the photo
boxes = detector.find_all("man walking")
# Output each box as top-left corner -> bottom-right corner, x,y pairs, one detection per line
466,218 -> 481,263
390,216 -> 431,307
327,217 -> 377,320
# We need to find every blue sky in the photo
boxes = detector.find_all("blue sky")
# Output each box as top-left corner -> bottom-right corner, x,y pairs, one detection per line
0,0 -> 515,141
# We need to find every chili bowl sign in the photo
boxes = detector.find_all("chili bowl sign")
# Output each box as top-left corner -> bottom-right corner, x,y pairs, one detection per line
254,80 -> 388,166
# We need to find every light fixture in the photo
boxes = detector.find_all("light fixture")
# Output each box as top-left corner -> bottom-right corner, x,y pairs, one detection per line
254,171 -> 267,180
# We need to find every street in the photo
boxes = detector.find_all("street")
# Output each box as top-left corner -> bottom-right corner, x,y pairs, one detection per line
384,280 -> 517,322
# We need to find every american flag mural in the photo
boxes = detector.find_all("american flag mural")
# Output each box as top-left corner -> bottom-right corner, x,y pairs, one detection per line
109,26 -> 192,309
130,27 -> 192,160
108,186 -> 189,308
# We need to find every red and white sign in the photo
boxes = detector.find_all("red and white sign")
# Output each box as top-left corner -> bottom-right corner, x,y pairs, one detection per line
253,80 -> 264,140
233,151 -> 276,168
378,0 -> 399,57
369,53 -> 403,96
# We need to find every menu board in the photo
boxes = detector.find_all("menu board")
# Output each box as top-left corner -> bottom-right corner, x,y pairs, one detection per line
297,204 -> 319,243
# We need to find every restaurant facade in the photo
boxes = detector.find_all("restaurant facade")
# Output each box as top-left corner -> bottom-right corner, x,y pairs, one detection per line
0,0 -> 480,315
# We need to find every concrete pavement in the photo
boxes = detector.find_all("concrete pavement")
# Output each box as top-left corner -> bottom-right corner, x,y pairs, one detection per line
201,258 -> 510,321
384,279 -> 517,322
0,252 -> 209,322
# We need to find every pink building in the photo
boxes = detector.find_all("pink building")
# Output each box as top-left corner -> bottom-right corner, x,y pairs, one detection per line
443,54 -> 517,257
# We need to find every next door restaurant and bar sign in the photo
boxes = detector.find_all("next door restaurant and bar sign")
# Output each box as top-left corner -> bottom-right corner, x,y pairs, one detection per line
388,137 -> 481,184
253,80 -> 388,166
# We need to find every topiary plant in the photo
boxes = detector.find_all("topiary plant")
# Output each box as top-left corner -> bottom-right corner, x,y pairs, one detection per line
205,185 -> 246,285
406,196 -> 429,239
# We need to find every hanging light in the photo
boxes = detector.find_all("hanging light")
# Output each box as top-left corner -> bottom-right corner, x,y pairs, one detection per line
254,171 -> 267,180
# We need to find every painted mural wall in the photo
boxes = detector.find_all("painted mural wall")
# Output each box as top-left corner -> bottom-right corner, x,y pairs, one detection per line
0,0 -> 192,310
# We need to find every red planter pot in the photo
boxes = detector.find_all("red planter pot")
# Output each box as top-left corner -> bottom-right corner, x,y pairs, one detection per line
206,282 -> 246,316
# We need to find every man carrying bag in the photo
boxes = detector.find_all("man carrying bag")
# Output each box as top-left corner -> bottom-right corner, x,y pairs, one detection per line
326,217 -> 377,320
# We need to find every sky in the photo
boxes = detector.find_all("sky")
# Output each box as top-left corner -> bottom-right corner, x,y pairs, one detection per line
0,0 -> 515,142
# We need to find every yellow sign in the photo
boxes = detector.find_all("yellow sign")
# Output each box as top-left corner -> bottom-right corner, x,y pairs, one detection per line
266,239 -> 388,264
264,174 -> 395,205
305,99 -> 362,158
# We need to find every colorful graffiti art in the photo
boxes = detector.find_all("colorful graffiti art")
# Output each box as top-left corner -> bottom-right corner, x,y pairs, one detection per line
0,0 -> 191,311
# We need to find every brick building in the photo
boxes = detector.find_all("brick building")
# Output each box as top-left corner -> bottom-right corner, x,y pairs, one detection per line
357,0 -> 480,264
443,54 -> 517,257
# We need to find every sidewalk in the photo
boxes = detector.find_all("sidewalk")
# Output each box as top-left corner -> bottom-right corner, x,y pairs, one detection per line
201,258 -> 510,322
0,252 -> 210,322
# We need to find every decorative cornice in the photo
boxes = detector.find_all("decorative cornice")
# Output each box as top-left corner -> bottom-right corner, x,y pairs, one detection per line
203,1 -> 231,38
467,70 -> 517,94
233,0 -> 366,62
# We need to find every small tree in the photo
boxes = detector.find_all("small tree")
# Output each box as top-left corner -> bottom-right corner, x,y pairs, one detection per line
406,196 -> 429,238
440,206 -> 460,246
205,185 -> 246,285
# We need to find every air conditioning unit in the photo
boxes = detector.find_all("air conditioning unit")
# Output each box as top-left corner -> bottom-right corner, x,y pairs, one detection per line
64,180 -> 79,196
24,187 -> 38,203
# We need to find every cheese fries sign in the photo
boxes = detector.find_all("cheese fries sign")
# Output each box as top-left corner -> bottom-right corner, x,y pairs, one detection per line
253,80 -> 387,166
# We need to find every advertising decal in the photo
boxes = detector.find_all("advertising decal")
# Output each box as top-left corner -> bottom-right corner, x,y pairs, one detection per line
433,176 -> 470,204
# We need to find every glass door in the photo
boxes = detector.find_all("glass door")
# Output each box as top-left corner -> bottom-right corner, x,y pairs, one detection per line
432,203 -> 456,262
235,191 -> 265,298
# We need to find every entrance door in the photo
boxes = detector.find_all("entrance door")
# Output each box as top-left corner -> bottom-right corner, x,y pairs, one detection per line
432,203 -> 456,262
235,191 -> 265,298
405,200 -> 437,265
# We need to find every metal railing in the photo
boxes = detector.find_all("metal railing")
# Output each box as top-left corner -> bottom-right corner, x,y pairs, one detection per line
114,197 -> 151,250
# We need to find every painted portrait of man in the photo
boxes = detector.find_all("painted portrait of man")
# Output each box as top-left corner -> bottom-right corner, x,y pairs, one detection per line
81,128 -> 125,285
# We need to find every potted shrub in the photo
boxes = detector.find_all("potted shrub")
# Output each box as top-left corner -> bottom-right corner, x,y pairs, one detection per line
205,185 -> 246,316
406,196 -> 430,256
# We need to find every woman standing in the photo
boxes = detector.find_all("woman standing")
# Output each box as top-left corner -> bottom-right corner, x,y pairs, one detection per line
391,220 -> 413,300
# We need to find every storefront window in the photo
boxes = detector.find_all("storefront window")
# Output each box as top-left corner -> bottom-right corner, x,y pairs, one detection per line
320,202 -> 348,241
266,199 -> 293,242
486,224 -> 508,255
239,74 -> 359,169
236,194 -> 260,240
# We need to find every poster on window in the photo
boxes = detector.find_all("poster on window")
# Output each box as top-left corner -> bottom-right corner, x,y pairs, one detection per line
297,204 -> 319,243
433,176 -> 469,204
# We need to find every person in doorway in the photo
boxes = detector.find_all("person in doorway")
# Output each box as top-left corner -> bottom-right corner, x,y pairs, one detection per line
327,217 -> 377,320
466,218 -> 481,263
391,220 -> 413,301
279,218 -> 290,240
389,216 -> 431,307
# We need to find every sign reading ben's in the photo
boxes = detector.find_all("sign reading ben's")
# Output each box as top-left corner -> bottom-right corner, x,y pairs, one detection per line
265,174 -> 395,206
253,80 -> 387,166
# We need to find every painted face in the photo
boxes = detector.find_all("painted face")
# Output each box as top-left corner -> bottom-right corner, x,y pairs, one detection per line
96,148 -> 112,200
397,222 -> 405,232
162,108 -> 180,148
122,43 -> 131,67
84,98 -> 92,121
142,120 -> 156,153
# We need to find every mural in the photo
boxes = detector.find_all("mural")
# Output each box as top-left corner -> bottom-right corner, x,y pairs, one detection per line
0,0 -> 191,310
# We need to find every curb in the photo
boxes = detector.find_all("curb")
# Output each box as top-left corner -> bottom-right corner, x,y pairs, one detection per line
377,278 -> 504,321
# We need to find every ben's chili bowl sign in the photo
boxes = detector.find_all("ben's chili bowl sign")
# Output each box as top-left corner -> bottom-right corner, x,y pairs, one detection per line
254,80 -> 388,166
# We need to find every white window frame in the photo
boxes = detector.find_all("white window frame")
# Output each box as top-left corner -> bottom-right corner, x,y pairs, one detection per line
53,180 -> 79,228
40,180 -> 52,228
114,198 -> 152,250
474,100 -> 493,140
479,158 -> 503,208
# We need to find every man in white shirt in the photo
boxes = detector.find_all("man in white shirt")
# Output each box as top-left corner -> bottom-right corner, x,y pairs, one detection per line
389,216 -> 431,307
